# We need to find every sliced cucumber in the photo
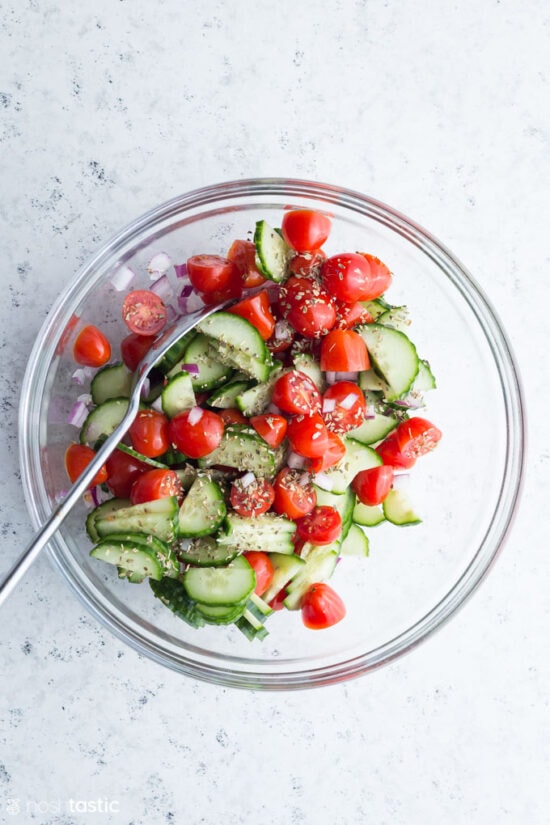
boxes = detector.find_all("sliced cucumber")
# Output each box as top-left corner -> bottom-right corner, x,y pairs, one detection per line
236,365 -> 285,416
79,398 -> 129,447
340,523 -> 369,557
361,297 -> 392,319
383,488 -> 422,525
376,305 -> 410,332
170,333 -> 233,390
161,371 -> 196,417
155,330 -> 196,375
352,499 -> 385,527
91,362 -> 133,405
183,555 -> 256,606
292,353 -> 325,392
176,535 -> 238,567
348,413 -> 399,445
261,552 -> 306,603
101,531 -> 179,579
174,463 -> 198,491
314,438 -> 381,494
283,546 -> 339,610
359,369 -> 389,393
207,378 -> 252,409
197,425 -> 284,478
356,323 -> 419,402
94,496 -> 179,543
235,609 -> 270,641
115,443 -> 168,469
177,475 -> 226,538
217,512 -> 296,555
149,577 -> 206,628
411,358 -> 436,392
90,537 -> 163,581
197,312 -> 272,382
195,600 -> 247,625
254,219 -> 291,282
86,497 -> 131,542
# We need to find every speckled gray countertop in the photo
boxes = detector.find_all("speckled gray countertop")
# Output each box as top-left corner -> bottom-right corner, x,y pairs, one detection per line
1,2 -> 548,823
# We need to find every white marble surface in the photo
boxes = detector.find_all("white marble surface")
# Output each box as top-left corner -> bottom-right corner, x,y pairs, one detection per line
1,1 -> 548,823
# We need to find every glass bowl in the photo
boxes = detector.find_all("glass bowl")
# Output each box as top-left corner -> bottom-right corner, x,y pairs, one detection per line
18,178 -> 524,689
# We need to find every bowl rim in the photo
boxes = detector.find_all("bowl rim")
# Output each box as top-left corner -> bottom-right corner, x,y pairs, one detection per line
18,177 -> 526,689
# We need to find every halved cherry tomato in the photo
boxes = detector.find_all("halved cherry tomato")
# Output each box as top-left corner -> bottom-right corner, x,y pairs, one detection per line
73,325 -> 111,367
286,413 -> 330,458
130,468 -> 183,505
272,468 -> 316,519
357,253 -> 393,299
243,551 -> 274,596
321,381 -> 367,434
375,431 -> 416,469
120,332 -> 156,372
187,254 -> 243,301
320,329 -> 370,372
168,407 -> 224,459
352,465 -> 394,506
295,505 -> 342,545
228,291 -> 276,341
271,370 -> 322,416
288,249 -> 327,278
395,417 -> 442,462
122,290 -> 167,336
219,408 -> 248,427
250,413 -> 288,448
128,409 -> 170,458
334,301 -> 373,329
105,448 -> 150,498
321,252 -> 389,302
227,239 -> 266,288
281,209 -> 332,253
230,476 -> 275,518
279,276 -> 336,338
301,582 -> 346,630
307,431 -> 346,473
65,443 -> 108,487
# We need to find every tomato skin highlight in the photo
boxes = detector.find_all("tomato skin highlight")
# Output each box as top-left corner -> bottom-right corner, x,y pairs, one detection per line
295,505 -> 342,545
128,409 -> 170,458
130,468 -> 183,505
281,209 -> 332,252
122,290 -> 167,336
73,325 -> 111,367
272,468 -> 317,519
279,276 -> 336,339
105,449 -> 150,498
308,431 -> 346,473
250,413 -> 288,448
352,465 -> 394,506
120,332 -> 156,372
243,551 -> 274,596
301,583 -> 346,630
230,476 -> 275,518
271,370 -> 322,416
65,443 -> 108,487
228,291 -> 276,341
286,413 -> 330,458
395,417 -> 442,461
321,252 -> 389,302
320,329 -> 370,372
321,381 -> 367,434
226,239 -> 266,288
187,254 -> 243,301
168,407 -> 224,459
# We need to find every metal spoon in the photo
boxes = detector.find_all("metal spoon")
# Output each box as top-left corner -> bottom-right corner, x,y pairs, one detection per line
0,298 -> 233,605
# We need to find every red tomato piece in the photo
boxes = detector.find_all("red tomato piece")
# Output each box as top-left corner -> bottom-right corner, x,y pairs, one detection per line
243,551 -> 275,596
286,413 -> 330,458
295,506 -> 342,545
279,276 -> 336,338
281,209 -> 332,252
219,408 -> 248,427
73,325 -> 111,367
120,332 -> 156,372
356,253 -> 393,299
230,476 -> 275,518
56,313 -> 80,356
228,291 -> 276,341
128,409 -> 170,458
375,431 -> 416,469
227,239 -> 266,288
130,468 -> 183,505
320,329 -> 370,372
321,381 -> 367,434
168,407 -> 224,459
65,443 -> 108,488
250,413 -> 288,448
266,319 -> 295,354
352,465 -> 394,506
288,249 -> 327,278
334,300 -> 373,329
301,582 -> 346,629
268,587 -> 288,611
272,468 -> 317,519
105,449 -> 150,498
122,290 -> 167,336
271,370 -> 322,416
321,252 -> 390,302
395,417 -> 442,462
307,431 -> 346,473
187,254 -> 243,301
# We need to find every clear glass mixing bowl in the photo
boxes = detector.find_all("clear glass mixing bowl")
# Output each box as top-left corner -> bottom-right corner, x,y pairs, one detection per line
18,179 -> 524,689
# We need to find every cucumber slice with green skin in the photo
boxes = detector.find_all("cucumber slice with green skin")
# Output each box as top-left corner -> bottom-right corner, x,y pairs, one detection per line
95,496 -> 179,543
174,463 -> 197,491
236,366 -> 285,416
90,537 -> 164,581
86,498 -> 131,542
197,313 -> 272,382
347,413 -> 399,445
356,323 -> 419,402
161,371 -> 196,418
254,219 -> 291,283
197,425 -> 283,478
115,443 -> 168,469
313,438 -> 381,494
353,499 -> 385,527
91,362 -> 133,405
361,297 -> 392,319
79,397 -> 129,447
283,547 -> 339,610
171,333 -> 233,391
196,600 -> 247,624
376,305 -> 410,333
359,369 -> 389,394
117,566 -> 146,584
176,535 -> 239,567
149,577 -> 206,628
292,353 -> 325,392
383,488 -> 422,526
183,555 -> 256,606
155,330 -> 196,375
411,359 -> 436,392
177,475 -> 226,538
261,552 -> 306,603
217,512 -> 296,555
102,531 -> 179,578
247,591 -> 274,620
340,523 -> 370,557
235,611 -> 270,641
207,378 -> 252,409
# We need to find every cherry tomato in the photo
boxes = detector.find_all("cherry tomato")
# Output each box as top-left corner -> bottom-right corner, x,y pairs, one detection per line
228,291 -> 276,341
288,249 -> 327,278
295,506 -> 342,545
357,253 -> 393,299
266,319 -> 295,354
352,465 -> 394,506
271,370 -> 322,416
226,239 -> 266,288
395,417 -> 442,462
286,413 -> 330,458
250,413 -> 288,448
307,431 -> 346,473
219,408 -> 248,427
281,209 -> 332,252
168,407 -> 224,459
130,468 -> 183,505
334,300 -> 373,329
321,252 -> 389,302
272,468 -> 317,519
73,325 -> 111,367
375,431 -> 415,469
105,449 -> 150,498
301,582 -> 346,630
128,409 -> 170,458
230,475 -> 275,518
320,329 -> 370,372
279,276 -> 336,338
64,443 -> 108,487
187,254 -> 243,301
243,551 -> 274,596
122,290 -> 167,336
120,332 -> 156,372
321,381 -> 367,434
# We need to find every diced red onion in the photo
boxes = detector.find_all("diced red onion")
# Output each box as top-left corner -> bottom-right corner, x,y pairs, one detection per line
150,274 -> 173,301
174,263 -> 189,280
187,406 -> 204,426
77,393 -> 92,406
266,403 -> 281,415
322,397 -> 336,413
54,489 -> 68,504
325,371 -> 336,385
90,485 -> 112,507
110,264 -> 136,291
140,378 -> 151,398
67,400 -> 89,428
334,371 -> 359,382
297,471 -> 312,486
287,451 -> 306,470
313,472 -> 334,491
340,392 -> 358,410
164,302 -> 178,325
151,395 -> 164,412
179,363 -> 200,376
72,366 -> 95,385
180,283 -> 193,298
274,320 -> 292,342
178,290 -> 204,315
240,472 -> 256,488
391,473 -> 410,491
147,252 -> 172,277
